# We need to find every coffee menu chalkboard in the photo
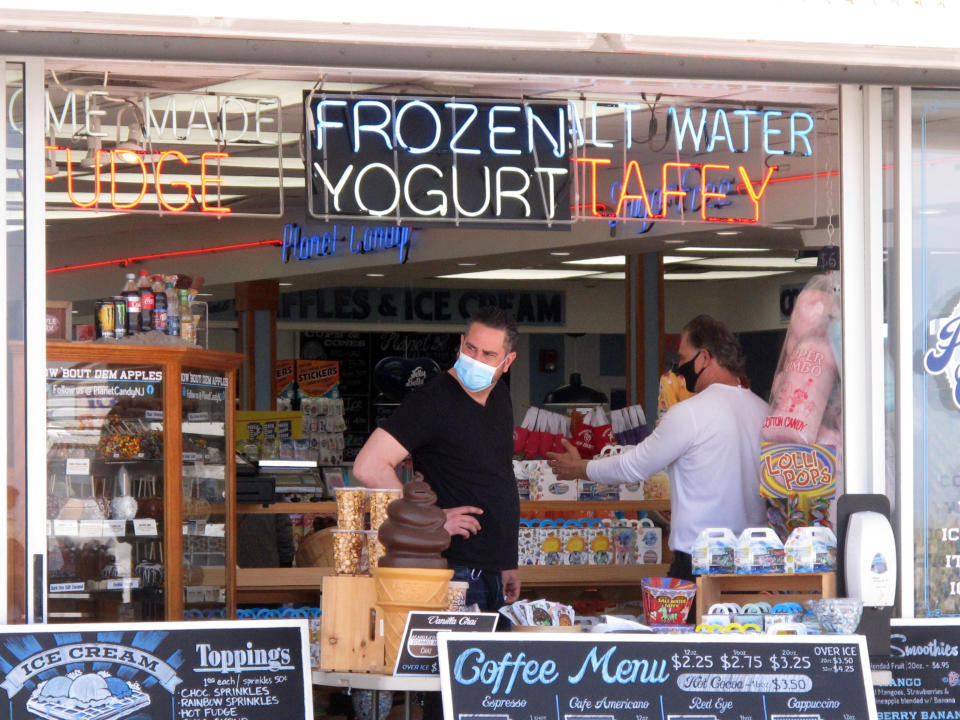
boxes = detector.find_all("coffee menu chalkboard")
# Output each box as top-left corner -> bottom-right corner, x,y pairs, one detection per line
0,621 -> 311,720
439,633 -> 875,720
872,619 -> 960,718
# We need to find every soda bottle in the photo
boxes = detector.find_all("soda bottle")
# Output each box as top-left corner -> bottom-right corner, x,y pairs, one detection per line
152,275 -> 167,331
137,269 -> 154,331
121,273 -> 140,335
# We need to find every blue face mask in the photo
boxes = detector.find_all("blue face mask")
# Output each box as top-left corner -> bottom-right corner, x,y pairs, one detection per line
454,351 -> 505,392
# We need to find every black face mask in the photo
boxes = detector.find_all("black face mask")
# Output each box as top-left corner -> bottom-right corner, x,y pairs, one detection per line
673,351 -> 703,393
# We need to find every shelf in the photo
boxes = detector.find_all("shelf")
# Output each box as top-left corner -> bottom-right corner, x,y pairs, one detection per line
235,501 -> 333,514
237,500 -> 670,515
237,566 -> 330,590
518,563 -> 669,586
521,499 -> 670,512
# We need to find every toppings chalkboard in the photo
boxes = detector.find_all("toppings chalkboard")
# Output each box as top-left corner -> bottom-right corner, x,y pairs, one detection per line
438,632 -> 875,720
0,620 -> 311,720
872,619 -> 960,718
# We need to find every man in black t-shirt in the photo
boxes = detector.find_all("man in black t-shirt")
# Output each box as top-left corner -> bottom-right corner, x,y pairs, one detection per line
353,306 -> 522,611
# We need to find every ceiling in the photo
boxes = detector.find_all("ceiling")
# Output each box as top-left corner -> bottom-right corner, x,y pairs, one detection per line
40,61 -> 839,309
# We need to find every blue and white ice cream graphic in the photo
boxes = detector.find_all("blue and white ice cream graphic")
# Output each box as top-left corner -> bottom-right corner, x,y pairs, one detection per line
27,670 -> 150,720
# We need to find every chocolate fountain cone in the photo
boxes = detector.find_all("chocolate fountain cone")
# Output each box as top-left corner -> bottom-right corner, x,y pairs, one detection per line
373,566 -> 453,674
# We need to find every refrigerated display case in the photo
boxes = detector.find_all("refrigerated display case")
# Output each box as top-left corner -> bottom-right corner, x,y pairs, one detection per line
44,342 -> 243,622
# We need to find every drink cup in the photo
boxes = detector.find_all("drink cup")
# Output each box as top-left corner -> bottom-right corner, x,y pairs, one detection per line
367,488 -> 401,531
332,530 -> 365,575
447,581 -> 470,611
335,487 -> 366,529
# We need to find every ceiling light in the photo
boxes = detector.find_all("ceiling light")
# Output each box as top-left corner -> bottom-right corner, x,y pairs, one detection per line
664,255 -> 704,265
794,256 -> 819,266
365,273 -> 385,277
588,272 -> 626,280
677,247 -> 770,253
278,282 -> 294,286
456,262 -> 478,267
663,240 -> 686,245
437,269 -> 600,281
79,135 -> 102,169
688,257 -> 811,269
115,115 -> 145,152
770,225 -> 795,230
549,251 -> 572,256
563,255 -> 625,266
196,293 -> 214,297
715,230 -> 741,236
665,270 -> 792,281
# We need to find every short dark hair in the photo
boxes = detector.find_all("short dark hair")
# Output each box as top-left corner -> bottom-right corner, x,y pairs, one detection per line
468,306 -> 519,352
682,314 -> 744,376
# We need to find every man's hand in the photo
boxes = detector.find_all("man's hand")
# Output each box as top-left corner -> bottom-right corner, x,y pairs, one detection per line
545,439 -> 589,481
501,569 -> 521,603
443,506 -> 483,538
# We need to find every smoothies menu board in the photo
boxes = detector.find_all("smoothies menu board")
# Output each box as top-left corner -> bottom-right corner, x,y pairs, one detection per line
439,633 -> 875,720
872,620 -> 960,718
0,621 -> 311,720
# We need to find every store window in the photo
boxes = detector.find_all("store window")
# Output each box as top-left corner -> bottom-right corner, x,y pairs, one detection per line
5,61 -> 28,623
908,90 -> 960,617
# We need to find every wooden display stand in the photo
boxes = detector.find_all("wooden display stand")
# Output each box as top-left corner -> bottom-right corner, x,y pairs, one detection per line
320,575 -> 384,673
695,572 -> 836,622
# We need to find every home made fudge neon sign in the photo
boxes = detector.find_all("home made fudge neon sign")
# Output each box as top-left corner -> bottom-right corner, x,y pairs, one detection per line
308,94 -> 815,226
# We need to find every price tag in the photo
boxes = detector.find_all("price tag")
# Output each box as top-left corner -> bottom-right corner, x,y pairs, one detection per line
133,519 -> 157,536
65,458 -> 90,475
49,582 -> 85,593
53,519 -> 79,536
144,410 -> 164,420
102,519 -> 126,536
182,452 -> 200,462
188,412 -> 210,422
106,578 -> 141,591
78,520 -> 103,537
204,523 -> 225,538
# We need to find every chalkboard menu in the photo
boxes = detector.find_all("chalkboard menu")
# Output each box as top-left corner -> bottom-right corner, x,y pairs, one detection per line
299,330 -> 458,459
0,620 -> 311,720
438,633 -> 875,720
872,619 -> 960,717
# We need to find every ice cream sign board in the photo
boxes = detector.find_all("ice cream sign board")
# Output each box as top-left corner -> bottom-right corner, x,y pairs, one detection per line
923,298 -> 960,409
0,621 -> 312,720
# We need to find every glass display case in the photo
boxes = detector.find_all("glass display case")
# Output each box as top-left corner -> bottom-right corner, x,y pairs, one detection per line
44,342 -> 242,623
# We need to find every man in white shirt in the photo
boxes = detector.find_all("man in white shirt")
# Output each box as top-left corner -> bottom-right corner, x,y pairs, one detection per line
547,314 -> 767,580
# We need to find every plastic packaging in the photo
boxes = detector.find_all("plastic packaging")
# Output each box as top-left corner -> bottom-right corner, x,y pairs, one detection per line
691,528 -> 738,575
735,527 -> 786,574
784,525 -> 837,573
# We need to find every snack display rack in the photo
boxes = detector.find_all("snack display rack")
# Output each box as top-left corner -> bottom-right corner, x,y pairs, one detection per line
45,341 -> 243,622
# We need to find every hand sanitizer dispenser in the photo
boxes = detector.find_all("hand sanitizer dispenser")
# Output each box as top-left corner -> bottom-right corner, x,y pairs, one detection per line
844,510 -> 896,607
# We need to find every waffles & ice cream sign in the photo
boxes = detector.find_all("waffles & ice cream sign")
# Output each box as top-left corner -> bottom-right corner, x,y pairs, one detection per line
924,299 -> 960,409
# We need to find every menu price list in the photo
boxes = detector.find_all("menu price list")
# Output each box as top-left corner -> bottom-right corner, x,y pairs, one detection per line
439,635 -> 874,720
0,621 -> 310,720
872,621 -> 960,719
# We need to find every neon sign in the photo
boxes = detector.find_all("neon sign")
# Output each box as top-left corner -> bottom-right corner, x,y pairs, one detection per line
45,147 -> 233,214
307,92 -> 820,229
281,222 -> 412,264
307,94 -> 571,226
39,87 -> 284,217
